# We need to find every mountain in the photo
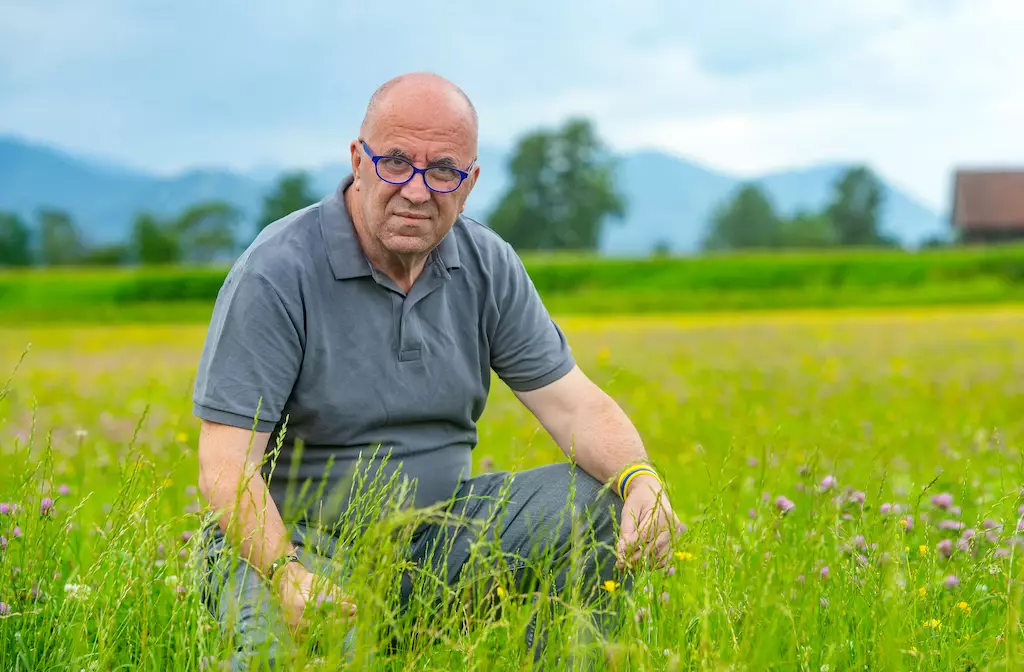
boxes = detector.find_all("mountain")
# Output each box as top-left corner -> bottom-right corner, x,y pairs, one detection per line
0,135 -> 947,254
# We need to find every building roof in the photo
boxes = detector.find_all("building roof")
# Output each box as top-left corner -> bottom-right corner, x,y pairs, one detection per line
953,170 -> 1024,230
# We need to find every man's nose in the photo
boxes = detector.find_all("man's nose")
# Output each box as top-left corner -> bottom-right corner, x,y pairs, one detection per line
400,172 -> 431,204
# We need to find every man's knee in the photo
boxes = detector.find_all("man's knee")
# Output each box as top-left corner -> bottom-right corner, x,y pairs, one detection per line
536,462 -> 621,546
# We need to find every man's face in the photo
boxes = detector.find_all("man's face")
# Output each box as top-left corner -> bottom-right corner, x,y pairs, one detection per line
349,102 -> 479,260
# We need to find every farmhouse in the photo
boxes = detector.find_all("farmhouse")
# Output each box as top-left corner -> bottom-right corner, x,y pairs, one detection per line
951,169 -> 1024,243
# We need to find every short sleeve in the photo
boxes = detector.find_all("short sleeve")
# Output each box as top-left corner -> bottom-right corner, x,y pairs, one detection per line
192,264 -> 303,432
490,242 -> 575,391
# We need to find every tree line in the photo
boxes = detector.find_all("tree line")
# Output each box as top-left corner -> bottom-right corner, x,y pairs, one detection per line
1,118 -> 900,267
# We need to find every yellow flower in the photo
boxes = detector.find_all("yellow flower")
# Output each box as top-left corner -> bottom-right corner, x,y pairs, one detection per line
919,586 -> 926,598
496,586 -> 506,599
602,580 -> 618,594
957,601 -> 971,614
919,545 -> 928,556
176,432 -> 188,443
899,518 -> 909,528
675,551 -> 694,561
923,619 -> 941,629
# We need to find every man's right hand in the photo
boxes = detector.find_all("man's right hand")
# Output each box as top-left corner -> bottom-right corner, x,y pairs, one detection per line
274,561 -> 357,635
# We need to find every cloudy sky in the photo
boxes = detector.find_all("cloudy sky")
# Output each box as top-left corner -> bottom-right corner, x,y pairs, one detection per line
1,0 -> 1021,211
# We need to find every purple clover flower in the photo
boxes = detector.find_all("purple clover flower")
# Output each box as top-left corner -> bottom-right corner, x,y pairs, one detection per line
775,496 -> 795,514
944,575 -> 960,589
40,497 -> 54,515
12,527 -> 21,538
660,591 -> 669,604
995,547 -> 1011,558
938,520 -> 963,532
880,503 -> 893,515
820,475 -> 837,491
932,493 -> 954,510
0,502 -> 10,515
983,519 -> 1001,530
937,539 -> 953,558
57,484 -> 70,496
0,602 -> 9,616
820,565 -> 830,580
0,535 -> 6,550
901,515 -> 914,532
848,490 -> 866,506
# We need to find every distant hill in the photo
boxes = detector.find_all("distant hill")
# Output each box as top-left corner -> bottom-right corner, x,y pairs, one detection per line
0,135 -> 946,254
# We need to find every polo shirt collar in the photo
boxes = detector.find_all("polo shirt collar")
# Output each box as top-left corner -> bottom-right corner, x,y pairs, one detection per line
320,174 -> 462,281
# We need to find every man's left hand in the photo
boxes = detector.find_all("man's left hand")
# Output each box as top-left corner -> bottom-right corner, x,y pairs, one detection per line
615,474 -> 685,570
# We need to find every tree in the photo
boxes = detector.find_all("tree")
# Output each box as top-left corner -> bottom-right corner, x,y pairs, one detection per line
38,209 -> 84,265
175,201 -> 238,263
0,212 -> 33,266
777,211 -> 836,249
131,212 -> 180,264
257,171 -> 319,235
703,184 -> 782,250
826,166 -> 886,246
487,118 -> 626,251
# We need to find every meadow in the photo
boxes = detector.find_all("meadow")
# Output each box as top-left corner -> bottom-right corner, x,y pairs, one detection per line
2,305 -> 1024,670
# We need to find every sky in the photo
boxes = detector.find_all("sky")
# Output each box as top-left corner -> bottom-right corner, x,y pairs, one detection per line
1,0 -> 1021,211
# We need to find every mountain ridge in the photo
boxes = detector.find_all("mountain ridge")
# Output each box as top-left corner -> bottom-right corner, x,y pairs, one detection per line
0,134 -> 948,254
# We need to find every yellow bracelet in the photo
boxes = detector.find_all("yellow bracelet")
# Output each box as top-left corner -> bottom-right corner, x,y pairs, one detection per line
615,463 -> 662,499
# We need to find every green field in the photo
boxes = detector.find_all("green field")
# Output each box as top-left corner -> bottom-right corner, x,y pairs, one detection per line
2,306 -> 1024,670
3,245 -> 1024,323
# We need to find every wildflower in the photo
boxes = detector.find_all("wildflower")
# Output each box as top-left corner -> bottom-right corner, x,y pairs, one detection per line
938,520 -> 963,532
660,592 -> 669,604
961,529 -> 976,540
820,565 -> 830,580
854,535 -> 867,551
775,496 -> 795,514
899,516 -> 914,531
983,519 -> 1001,530
40,497 -> 54,515
0,602 -> 8,616
747,508 -> 757,519
819,597 -> 829,608
931,493 -> 954,510
0,503 -> 10,515
1019,504 -> 1024,516
881,503 -> 893,515
602,580 -> 618,594
746,457 -> 759,468
634,607 -> 647,622
937,539 -> 953,558
1018,520 -> 1024,532
923,619 -> 941,629
64,583 -> 92,600
919,586 -> 926,598
848,490 -> 866,506
185,485 -> 197,497
796,575 -> 805,584
995,548 -> 1011,558
176,432 -> 188,443
57,484 -> 70,496
956,601 -> 971,614
675,551 -> 694,561
12,527 -> 21,538
496,586 -> 506,599
944,575 -> 960,589
666,566 -> 676,577
821,475 -> 837,491
182,531 -> 193,543
0,535 -> 6,550
919,545 -> 928,556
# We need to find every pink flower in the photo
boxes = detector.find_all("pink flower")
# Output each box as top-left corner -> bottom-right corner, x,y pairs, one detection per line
40,497 -> 54,515
820,565 -> 830,580
12,527 -> 20,538
57,484 -> 70,496
983,519 -> 1001,530
0,503 -> 10,515
944,575 -> 960,589
660,592 -> 669,604
775,496 -> 795,514
938,520 -> 963,532
0,602 -> 9,616
0,535 -> 6,550
937,539 -> 953,558
932,493 -> 954,510
880,503 -> 893,515
820,475 -> 837,491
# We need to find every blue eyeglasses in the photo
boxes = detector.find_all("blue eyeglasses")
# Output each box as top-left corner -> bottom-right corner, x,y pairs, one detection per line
361,140 -> 474,193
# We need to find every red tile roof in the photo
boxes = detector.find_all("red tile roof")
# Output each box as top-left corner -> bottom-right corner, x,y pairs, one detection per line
953,170 -> 1024,230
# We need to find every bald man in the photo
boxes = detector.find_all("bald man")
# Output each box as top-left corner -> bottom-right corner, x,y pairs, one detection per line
193,72 -> 683,668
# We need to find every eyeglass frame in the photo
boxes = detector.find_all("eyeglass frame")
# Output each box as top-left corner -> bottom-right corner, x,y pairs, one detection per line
359,140 -> 476,193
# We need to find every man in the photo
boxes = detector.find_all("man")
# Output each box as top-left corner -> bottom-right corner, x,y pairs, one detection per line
193,72 -> 682,668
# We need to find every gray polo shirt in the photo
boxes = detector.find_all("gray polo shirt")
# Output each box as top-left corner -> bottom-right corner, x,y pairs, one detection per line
192,174 -> 575,526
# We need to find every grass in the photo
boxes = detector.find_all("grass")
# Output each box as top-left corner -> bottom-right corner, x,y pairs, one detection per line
5,243 -> 1024,323
2,307 -> 1024,669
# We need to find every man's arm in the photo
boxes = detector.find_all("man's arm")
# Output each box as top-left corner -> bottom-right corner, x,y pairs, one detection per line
512,365 -> 648,485
197,420 -> 295,583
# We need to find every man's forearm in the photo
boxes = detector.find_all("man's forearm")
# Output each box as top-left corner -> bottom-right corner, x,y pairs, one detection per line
197,424 -> 295,581
554,389 -> 651,487
204,458 -> 294,577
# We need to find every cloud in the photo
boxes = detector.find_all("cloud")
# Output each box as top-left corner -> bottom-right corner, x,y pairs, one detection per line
0,0 -> 1020,210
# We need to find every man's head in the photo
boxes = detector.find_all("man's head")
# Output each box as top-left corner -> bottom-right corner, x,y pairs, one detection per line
347,72 -> 480,267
